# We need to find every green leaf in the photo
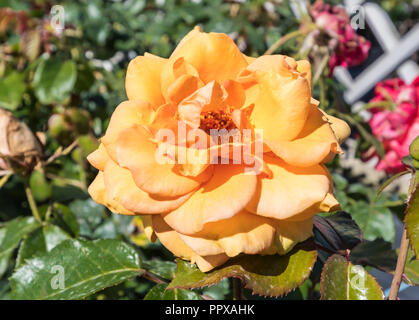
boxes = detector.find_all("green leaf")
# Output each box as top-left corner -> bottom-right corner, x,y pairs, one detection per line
43,225 -> 71,251
403,248 -> 419,286
0,72 -> 26,110
16,228 -> 45,269
33,58 -> 77,104
314,211 -> 362,251
320,254 -> 384,300
349,200 -> 395,243
349,239 -> 397,273
10,239 -> 143,300
69,198 -> 104,226
405,186 -> 419,257
202,278 -> 230,300
69,198 -> 104,237
168,242 -> 317,297
144,283 -> 202,300
143,260 -> 177,280
0,217 -> 40,277
16,225 -> 71,269
53,203 -> 80,238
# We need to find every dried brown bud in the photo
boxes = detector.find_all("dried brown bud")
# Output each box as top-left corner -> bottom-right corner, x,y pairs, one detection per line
0,108 -> 43,175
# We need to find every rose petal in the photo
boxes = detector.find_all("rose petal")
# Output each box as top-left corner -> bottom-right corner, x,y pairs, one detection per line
101,100 -> 154,162
323,112 -> 351,144
116,124 -> 213,197
103,160 -> 193,214
141,215 -> 156,242
152,215 -> 229,272
265,105 -> 345,167
88,172 -> 134,215
87,143 -> 108,171
296,59 -> 312,87
177,210 -> 276,257
245,65 -> 311,141
246,155 -> 333,220
169,28 -> 248,84
125,53 -> 167,108
274,218 -> 314,254
163,164 -> 257,235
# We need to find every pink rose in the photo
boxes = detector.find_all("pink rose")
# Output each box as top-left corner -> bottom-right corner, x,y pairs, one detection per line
309,1 -> 371,73
368,76 -> 419,173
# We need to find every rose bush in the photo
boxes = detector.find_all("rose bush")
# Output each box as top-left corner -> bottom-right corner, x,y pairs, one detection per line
368,76 -> 419,173
87,27 -> 350,272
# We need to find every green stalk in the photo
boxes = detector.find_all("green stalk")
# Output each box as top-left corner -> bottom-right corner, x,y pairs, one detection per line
24,180 -> 42,224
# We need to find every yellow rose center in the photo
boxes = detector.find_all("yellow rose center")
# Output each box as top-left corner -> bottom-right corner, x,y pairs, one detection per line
199,110 -> 237,134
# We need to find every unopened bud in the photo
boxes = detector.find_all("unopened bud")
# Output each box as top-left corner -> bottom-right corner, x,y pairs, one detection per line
65,108 -> 91,134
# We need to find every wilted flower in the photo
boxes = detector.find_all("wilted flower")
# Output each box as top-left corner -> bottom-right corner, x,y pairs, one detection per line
0,108 -> 43,175
87,27 -> 350,272
368,76 -> 419,173
307,0 -> 370,74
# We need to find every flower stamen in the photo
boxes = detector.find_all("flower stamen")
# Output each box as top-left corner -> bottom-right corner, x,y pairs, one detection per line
199,110 -> 237,134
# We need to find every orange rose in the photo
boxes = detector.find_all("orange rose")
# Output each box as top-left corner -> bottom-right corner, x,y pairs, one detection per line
87,27 -> 350,272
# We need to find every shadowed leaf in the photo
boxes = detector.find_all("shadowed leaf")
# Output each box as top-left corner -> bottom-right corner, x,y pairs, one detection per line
0,217 -> 40,277
314,211 -> 362,251
349,239 -> 397,273
143,260 -> 177,280
168,242 -> 317,297
144,283 -> 202,300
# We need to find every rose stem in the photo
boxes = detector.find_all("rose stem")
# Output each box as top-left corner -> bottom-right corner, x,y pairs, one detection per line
388,229 -> 409,300
232,278 -> 243,300
143,271 -> 166,284
388,170 -> 416,300
24,181 -> 42,224
264,30 -> 303,55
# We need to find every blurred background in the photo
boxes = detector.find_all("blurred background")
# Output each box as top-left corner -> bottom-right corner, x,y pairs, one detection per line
0,0 -> 418,299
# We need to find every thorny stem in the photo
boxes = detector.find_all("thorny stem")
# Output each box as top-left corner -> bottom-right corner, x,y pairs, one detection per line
143,271 -> 166,284
264,30 -> 303,55
388,171 -> 416,300
312,52 -> 330,84
45,139 -> 79,165
24,181 -> 42,224
388,229 -> 409,300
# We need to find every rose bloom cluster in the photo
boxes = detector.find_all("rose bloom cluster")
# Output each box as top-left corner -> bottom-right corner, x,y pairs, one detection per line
309,0 -> 371,73
87,27 -> 350,272
368,76 -> 419,173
